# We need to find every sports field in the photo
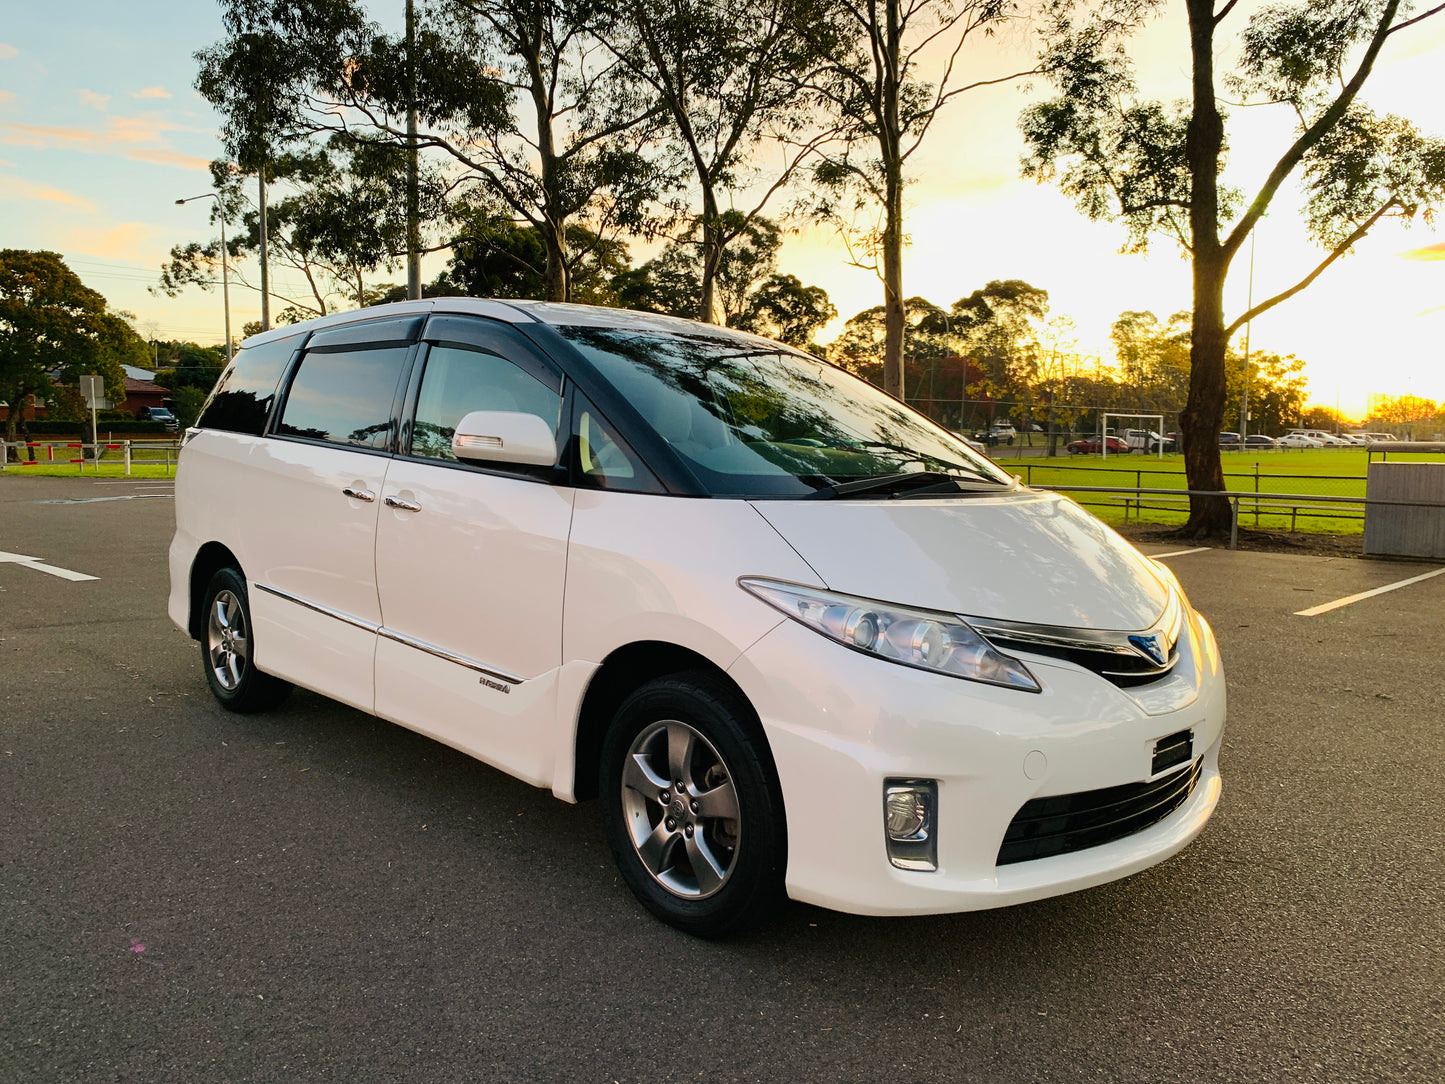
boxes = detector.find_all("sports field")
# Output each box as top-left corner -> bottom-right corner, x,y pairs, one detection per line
1014,447 -> 1442,534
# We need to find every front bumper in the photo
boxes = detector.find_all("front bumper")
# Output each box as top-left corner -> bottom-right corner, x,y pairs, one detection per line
727,607 -> 1225,916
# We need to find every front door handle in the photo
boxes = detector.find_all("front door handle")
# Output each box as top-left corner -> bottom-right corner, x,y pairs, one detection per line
342,486 -> 376,503
385,495 -> 422,512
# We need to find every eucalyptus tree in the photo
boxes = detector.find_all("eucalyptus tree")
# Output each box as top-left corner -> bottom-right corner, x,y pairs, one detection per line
157,144 -> 440,322
596,0 -> 841,323
809,0 -> 1037,399
1021,0 -> 1445,534
197,0 -> 668,303
0,251 -> 124,443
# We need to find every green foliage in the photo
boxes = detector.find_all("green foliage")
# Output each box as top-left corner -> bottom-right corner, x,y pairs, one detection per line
0,250 -> 129,440
172,386 -> 210,430
615,215 -> 818,324
731,274 -> 837,351
440,217 -> 632,305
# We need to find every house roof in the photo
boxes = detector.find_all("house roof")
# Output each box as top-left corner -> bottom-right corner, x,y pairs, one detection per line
124,376 -> 169,395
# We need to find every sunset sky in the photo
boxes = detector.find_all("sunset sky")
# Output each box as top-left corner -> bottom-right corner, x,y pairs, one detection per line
2,2 -> 1442,419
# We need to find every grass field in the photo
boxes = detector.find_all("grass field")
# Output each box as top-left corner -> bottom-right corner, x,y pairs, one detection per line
1011,447 -> 1443,534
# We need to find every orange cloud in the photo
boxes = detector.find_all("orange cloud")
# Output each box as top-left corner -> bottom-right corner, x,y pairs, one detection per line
79,89 -> 110,111
63,222 -> 155,261
131,86 -> 171,100
0,44 -> 18,60
126,147 -> 211,171
2,176 -> 96,212
0,90 -> 15,106
1401,242 -> 1445,261
1,115 -> 183,148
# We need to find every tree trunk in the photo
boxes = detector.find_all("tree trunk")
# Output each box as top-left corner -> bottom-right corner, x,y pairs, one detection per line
697,186 -> 723,324
881,166 -> 905,400
880,2 -> 905,401
1180,0 -> 1232,535
524,13 -> 569,303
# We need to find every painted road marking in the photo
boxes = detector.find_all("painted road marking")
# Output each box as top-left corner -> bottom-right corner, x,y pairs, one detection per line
1148,547 -> 1211,559
0,550 -> 99,582
1295,566 -> 1445,617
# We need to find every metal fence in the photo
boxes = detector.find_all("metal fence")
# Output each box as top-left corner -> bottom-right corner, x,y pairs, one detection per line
1027,484 -> 1445,549
0,440 -> 181,474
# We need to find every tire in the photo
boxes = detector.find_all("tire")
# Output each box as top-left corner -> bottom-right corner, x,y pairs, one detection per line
200,567 -> 292,713
599,672 -> 786,938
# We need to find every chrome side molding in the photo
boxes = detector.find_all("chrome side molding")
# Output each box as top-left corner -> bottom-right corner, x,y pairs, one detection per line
255,582 -> 524,686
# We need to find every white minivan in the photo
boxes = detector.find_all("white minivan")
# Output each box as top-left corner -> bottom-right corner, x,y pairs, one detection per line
169,300 -> 1224,936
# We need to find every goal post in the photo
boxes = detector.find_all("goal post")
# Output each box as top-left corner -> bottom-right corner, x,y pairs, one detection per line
1101,413 -> 1166,460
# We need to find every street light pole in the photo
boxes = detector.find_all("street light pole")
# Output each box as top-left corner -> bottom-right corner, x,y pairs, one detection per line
176,192 -> 233,362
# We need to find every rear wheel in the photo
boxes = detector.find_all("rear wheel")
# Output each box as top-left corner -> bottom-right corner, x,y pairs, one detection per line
600,673 -> 785,937
200,567 -> 292,713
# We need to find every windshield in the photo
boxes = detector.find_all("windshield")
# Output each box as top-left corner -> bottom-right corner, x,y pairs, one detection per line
557,324 -> 1013,497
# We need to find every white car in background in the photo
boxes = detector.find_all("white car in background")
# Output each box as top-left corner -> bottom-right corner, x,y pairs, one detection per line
1277,433 -> 1323,449
169,300 -> 1224,936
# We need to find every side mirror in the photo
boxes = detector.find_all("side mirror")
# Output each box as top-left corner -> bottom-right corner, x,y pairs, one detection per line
451,410 -> 558,467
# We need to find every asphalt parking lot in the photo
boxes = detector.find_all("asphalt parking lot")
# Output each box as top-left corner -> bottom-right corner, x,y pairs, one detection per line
2,475 -> 1442,1084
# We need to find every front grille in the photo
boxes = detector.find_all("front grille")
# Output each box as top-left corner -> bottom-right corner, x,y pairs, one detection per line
980,634 -> 1179,688
997,759 -> 1202,866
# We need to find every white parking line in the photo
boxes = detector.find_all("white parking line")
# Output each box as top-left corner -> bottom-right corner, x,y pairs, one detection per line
1148,547 -> 1211,559
1295,566 -> 1445,617
0,550 -> 99,582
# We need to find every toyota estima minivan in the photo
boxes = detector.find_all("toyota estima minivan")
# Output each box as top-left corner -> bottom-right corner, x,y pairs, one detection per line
169,299 -> 1224,936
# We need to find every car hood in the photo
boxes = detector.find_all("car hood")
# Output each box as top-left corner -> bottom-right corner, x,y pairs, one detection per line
751,489 -> 1170,631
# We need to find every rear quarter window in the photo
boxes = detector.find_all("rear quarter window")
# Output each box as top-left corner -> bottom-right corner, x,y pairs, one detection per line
196,333 -> 304,436
275,345 -> 412,450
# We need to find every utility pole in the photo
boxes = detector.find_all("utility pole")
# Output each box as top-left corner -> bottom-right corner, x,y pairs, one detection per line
406,0 -> 422,301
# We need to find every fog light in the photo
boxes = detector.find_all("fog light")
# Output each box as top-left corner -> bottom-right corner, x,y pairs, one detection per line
883,780 -> 938,871
886,789 -> 927,840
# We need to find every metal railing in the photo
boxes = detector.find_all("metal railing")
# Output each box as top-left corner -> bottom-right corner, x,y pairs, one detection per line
0,440 -> 181,475
1033,483 -> 1445,549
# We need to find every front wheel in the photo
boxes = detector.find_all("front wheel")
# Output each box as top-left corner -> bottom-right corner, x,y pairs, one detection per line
200,567 -> 292,713
600,673 -> 785,938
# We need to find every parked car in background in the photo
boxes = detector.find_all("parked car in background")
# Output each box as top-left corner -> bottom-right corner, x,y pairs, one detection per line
1288,429 -> 1348,446
1218,432 -> 1242,449
1243,434 -> 1277,449
1277,432 -> 1323,449
167,299 -> 1224,936
1125,429 -> 1175,453
974,422 -> 1017,446
1067,435 -> 1129,455
138,406 -> 179,431
1362,432 -> 1398,442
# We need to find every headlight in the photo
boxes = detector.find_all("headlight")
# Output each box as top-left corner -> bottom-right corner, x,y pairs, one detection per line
739,578 -> 1040,692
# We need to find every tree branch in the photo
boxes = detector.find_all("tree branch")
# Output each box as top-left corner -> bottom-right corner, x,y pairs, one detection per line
1223,0 -> 1402,263
1224,199 -> 1398,336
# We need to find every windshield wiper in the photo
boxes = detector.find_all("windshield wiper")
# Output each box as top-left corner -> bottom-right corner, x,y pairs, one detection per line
807,471 -> 980,500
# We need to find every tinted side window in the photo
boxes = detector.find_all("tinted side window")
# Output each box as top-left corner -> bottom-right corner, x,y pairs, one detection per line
411,344 -> 562,463
276,346 -> 411,449
196,333 -> 302,436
